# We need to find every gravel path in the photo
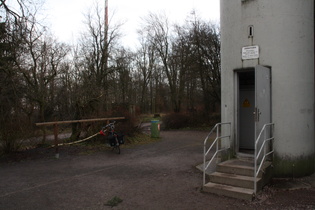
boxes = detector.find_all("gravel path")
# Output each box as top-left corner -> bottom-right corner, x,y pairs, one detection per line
1,130 -> 315,209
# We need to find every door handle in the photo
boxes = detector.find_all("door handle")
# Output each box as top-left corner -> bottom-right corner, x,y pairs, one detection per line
253,107 -> 261,122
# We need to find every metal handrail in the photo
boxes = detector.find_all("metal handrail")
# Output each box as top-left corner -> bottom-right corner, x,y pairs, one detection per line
203,122 -> 231,185
254,123 -> 275,194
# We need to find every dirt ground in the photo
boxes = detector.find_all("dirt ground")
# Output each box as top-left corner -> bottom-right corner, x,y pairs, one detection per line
1,130 -> 315,210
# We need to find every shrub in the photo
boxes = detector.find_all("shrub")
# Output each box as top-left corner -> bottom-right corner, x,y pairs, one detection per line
162,112 -> 221,130
162,113 -> 190,130
103,106 -> 140,137
0,117 -> 31,155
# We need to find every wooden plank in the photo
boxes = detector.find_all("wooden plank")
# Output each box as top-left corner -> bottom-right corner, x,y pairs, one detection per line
35,117 -> 125,126
54,124 -> 59,158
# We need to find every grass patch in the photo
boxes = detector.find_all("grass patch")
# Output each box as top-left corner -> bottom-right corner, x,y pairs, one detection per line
105,196 -> 123,207
69,133 -> 160,153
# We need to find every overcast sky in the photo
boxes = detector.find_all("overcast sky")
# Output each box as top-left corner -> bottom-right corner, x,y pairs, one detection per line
35,0 -> 220,48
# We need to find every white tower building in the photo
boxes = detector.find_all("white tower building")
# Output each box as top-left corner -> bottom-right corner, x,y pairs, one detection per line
220,0 -> 314,177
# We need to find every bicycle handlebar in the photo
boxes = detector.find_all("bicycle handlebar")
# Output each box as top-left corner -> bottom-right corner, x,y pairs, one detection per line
102,121 -> 116,130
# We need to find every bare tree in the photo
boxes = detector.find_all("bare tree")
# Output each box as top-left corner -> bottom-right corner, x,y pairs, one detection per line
142,13 -> 186,112
66,3 -> 124,140
77,2 -> 123,111
0,17 -> 25,152
13,11 -> 69,142
0,0 -> 70,149
111,47 -> 133,104
134,31 -> 156,113
187,15 -> 221,112
0,0 -> 28,20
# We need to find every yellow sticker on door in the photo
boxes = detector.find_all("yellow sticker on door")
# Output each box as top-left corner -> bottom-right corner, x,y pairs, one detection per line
242,99 -> 251,107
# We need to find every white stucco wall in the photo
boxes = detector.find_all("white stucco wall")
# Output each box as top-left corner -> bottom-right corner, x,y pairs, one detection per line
220,0 -> 314,175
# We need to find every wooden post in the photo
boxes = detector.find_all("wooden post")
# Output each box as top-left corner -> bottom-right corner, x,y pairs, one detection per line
35,117 -> 125,158
54,124 -> 59,158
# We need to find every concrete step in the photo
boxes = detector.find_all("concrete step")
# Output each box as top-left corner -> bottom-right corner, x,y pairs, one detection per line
217,159 -> 272,177
203,182 -> 254,200
209,171 -> 261,189
217,159 -> 254,177
203,159 -> 273,200
236,152 -> 254,161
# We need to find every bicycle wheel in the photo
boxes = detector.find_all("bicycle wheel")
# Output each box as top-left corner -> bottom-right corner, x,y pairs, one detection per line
113,137 -> 120,154
112,145 -> 120,154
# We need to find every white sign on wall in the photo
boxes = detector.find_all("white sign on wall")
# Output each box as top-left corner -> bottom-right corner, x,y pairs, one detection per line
242,45 -> 259,60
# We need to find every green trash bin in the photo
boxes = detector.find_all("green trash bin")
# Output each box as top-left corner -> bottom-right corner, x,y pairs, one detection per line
151,120 -> 160,138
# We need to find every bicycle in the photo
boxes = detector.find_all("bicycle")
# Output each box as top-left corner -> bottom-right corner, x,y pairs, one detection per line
100,121 -> 124,154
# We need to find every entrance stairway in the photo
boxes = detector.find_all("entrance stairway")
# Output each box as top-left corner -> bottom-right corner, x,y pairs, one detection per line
203,157 -> 272,200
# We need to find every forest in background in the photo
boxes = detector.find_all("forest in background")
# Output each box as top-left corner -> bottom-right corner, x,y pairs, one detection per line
0,1 -> 220,153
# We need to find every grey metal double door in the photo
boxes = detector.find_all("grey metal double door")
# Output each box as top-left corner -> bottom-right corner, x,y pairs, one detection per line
239,65 -> 271,150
